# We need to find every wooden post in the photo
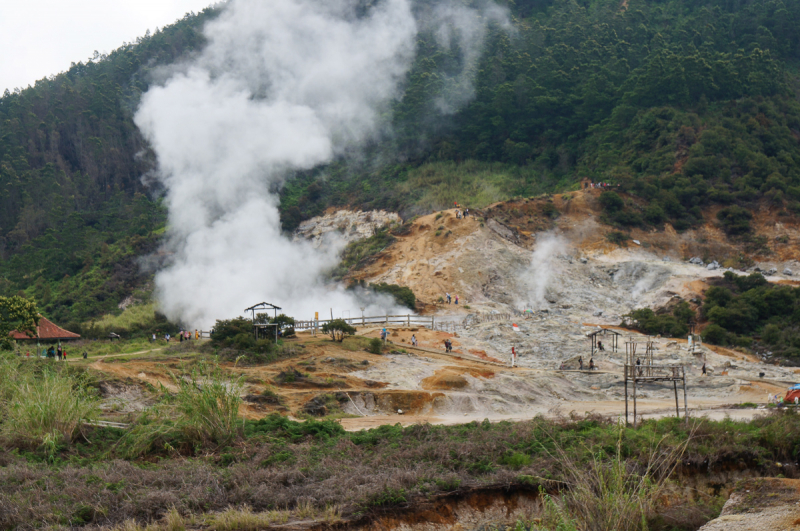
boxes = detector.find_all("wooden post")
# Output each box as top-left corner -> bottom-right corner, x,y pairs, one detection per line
682,370 -> 688,427
624,366 -> 629,426
407,314 -> 410,326
673,380 -> 680,419
633,372 -> 637,428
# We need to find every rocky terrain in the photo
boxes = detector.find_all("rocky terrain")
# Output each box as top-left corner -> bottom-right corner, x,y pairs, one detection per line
292,209 -> 401,248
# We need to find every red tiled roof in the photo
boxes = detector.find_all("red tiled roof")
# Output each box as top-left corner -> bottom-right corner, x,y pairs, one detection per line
9,316 -> 81,340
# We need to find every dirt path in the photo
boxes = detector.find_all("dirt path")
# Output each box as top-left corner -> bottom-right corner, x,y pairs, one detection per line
69,347 -> 165,362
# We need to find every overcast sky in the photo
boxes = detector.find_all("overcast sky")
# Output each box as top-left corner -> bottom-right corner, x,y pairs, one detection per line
0,0 -> 217,93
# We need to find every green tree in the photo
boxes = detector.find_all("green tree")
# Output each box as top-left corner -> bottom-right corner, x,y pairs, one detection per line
320,319 -> 356,342
0,296 -> 39,350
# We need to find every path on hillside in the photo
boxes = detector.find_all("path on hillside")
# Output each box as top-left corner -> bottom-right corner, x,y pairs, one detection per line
67,347 -> 165,362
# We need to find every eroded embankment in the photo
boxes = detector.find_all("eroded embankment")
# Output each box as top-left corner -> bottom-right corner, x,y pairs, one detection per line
317,463 -> 793,531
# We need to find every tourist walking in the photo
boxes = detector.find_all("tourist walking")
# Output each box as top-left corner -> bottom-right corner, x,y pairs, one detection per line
411,334 -> 417,347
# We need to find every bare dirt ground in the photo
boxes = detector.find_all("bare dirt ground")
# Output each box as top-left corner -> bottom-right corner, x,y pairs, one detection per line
87,192 -> 800,429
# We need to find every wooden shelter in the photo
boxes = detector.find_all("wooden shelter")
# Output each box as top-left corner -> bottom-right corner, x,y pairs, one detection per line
587,328 -> 621,356
9,316 -> 80,343
245,302 -> 282,343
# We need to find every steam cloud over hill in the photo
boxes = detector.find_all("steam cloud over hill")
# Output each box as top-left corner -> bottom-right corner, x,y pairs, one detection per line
135,0 -> 506,327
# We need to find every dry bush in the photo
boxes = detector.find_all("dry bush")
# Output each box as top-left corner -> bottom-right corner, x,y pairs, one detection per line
535,423 -> 689,531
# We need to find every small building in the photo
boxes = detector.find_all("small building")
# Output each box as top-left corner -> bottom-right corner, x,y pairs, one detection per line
9,316 -> 81,345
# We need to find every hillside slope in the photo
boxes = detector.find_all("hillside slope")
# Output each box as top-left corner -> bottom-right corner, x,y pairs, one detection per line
2,0 -> 800,325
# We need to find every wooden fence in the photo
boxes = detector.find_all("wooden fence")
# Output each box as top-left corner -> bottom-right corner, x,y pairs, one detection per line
294,314 -> 435,332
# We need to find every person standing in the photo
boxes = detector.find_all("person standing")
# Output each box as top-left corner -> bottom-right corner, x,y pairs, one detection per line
179,331 -> 184,342
446,292 -> 451,304
511,346 -> 517,367
589,358 -> 595,370
62,348 -> 67,361
702,363 -> 707,376
455,295 -> 459,305
578,356 -> 583,370
411,334 -> 417,347
57,345 -> 62,361
195,329 -> 199,340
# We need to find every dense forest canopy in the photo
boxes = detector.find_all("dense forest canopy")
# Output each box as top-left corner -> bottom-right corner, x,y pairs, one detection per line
1,0 -> 800,326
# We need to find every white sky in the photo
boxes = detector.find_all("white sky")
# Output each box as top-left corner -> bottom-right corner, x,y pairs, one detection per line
0,0 -> 217,93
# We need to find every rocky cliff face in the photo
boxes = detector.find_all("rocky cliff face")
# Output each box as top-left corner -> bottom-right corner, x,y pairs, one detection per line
292,210 -> 401,248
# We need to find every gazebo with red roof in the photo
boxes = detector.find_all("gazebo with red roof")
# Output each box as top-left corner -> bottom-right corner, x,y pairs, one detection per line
9,316 -> 81,343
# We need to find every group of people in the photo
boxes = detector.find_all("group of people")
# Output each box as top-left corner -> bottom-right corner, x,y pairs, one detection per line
26,345 -> 86,360
445,292 -> 459,305
153,330 -> 199,343
586,182 -> 617,189
443,338 -> 453,353
453,201 -> 470,220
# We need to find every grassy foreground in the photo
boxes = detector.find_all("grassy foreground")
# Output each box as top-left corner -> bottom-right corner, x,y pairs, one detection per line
0,350 -> 797,529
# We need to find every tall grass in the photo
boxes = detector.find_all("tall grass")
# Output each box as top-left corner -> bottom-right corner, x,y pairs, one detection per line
0,361 -> 99,451
536,423 -> 689,531
118,361 -> 244,457
173,362 -> 244,445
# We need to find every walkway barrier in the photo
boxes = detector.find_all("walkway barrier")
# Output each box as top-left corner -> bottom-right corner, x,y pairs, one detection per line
294,315 -> 435,332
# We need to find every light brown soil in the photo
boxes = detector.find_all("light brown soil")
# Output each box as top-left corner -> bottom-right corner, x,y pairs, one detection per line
700,478 -> 800,530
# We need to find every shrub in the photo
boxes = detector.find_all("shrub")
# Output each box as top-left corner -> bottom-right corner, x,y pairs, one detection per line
644,204 -> 666,225
606,231 -> 630,246
368,338 -> 383,354
541,202 -> 560,218
321,319 -> 357,342
371,283 -> 416,310
702,324 -> 728,345
599,191 -> 624,213
211,317 -> 253,345
622,307 -> 692,338
717,206 -> 752,235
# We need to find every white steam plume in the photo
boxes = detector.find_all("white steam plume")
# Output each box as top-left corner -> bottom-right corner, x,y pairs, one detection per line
135,0 -> 505,327
520,233 -> 566,310
421,0 -> 511,114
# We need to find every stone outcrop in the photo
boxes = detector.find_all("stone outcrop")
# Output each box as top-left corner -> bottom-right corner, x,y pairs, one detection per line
292,210 -> 401,248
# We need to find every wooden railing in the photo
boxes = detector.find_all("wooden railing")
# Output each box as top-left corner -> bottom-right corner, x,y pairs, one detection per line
294,314 -> 435,332
624,364 -> 685,380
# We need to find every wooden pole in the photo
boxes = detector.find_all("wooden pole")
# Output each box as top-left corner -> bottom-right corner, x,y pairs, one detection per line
624,366 -> 629,426
633,372 -> 637,428
682,369 -> 688,427
673,380 -> 679,418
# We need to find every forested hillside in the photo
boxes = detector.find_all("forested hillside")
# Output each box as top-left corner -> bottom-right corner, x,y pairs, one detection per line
2,0 -> 800,327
